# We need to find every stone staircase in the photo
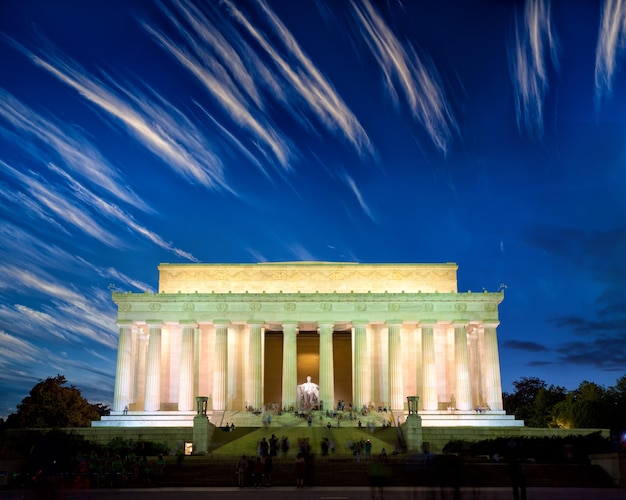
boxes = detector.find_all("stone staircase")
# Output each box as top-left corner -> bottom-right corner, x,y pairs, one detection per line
155,454 -> 616,489
209,425 -> 399,458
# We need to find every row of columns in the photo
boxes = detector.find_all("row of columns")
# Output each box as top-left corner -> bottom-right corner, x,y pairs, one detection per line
113,319 -> 503,414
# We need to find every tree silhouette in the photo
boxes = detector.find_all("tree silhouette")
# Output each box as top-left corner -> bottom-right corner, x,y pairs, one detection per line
6,374 -> 103,428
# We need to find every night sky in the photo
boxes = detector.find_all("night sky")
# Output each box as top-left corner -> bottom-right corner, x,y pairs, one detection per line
1,0 -> 625,419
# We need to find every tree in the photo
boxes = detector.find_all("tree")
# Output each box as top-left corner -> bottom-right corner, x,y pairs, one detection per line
503,377 -> 567,427
503,377 -> 547,423
553,381 -> 612,429
6,375 -> 103,428
526,385 -> 567,428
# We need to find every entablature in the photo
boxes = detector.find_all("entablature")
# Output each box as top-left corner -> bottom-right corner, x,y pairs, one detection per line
112,291 -> 503,324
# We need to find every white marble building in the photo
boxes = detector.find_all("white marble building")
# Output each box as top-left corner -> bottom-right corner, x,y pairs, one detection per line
95,262 -> 522,427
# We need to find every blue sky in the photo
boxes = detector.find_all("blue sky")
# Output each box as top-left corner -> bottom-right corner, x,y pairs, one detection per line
1,0 -> 626,419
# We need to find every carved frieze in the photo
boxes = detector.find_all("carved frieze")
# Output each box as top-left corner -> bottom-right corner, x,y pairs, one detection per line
157,262 -> 459,294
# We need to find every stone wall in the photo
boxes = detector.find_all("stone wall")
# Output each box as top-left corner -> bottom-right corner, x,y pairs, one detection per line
421,426 -> 609,454
62,426 -> 193,447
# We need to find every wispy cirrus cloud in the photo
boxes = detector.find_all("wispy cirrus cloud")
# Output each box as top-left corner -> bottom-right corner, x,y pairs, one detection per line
0,157 -> 197,261
509,0 -> 558,138
349,0 -> 457,154
287,243 -> 318,262
217,0 -> 375,159
49,163 -> 199,262
0,329 -> 115,414
0,262 -> 117,346
0,330 -> 47,364
146,0 -> 294,173
0,221 -> 148,296
595,0 -> 626,105
3,34 -> 228,192
343,172 -> 375,222
75,256 -> 154,293
0,159 -> 123,246
0,88 -> 150,212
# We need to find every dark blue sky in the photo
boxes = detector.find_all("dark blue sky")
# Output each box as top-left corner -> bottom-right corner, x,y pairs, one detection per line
1,0 -> 625,418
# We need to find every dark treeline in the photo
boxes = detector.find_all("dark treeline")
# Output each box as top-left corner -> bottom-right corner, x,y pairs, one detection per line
503,375 -> 626,434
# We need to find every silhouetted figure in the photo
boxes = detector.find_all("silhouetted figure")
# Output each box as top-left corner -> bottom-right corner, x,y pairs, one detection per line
368,457 -> 391,500
507,440 -> 527,500
295,452 -> 306,488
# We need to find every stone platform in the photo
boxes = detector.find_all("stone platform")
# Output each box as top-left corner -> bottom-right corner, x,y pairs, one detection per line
94,408 -> 522,428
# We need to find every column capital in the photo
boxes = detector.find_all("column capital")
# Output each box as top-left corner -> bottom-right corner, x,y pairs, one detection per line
212,321 -> 230,327
385,320 -> 402,327
417,320 -> 437,327
317,322 -> 335,332
451,320 -> 469,328
482,321 -> 500,329
281,322 -> 298,333
247,321 -> 265,328
117,320 -> 134,328
145,320 -> 163,328
179,320 -> 197,327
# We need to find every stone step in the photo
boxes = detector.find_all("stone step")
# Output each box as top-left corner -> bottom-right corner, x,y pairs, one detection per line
155,457 -> 616,489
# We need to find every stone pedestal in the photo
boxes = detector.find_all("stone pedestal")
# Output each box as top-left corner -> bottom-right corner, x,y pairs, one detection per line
193,396 -> 210,455
406,414 -> 423,453
192,415 -> 210,455
406,396 -> 422,453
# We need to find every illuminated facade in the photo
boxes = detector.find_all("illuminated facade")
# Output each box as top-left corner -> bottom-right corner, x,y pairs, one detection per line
98,262 -> 522,427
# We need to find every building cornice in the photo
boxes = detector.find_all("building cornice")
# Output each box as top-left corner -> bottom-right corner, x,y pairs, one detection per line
112,291 -> 503,324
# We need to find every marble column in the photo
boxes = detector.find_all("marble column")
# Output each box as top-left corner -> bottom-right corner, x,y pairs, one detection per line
135,330 -> 148,410
113,321 -> 133,412
421,322 -> 438,411
353,322 -> 368,410
413,324 -> 423,408
482,322 -> 504,411
248,322 -> 264,410
144,322 -> 162,412
212,323 -> 229,411
318,322 -> 335,410
454,321 -> 472,411
281,323 -> 298,409
178,321 -> 196,412
387,321 -> 404,411
129,328 -> 138,404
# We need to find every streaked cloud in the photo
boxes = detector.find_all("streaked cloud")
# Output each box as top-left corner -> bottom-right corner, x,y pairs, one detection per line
0,330 -> 45,363
0,88 -> 150,213
76,257 -> 154,293
146,0 -> 294,172
0,266 -> 117,347
343,172 -> 375,222
349,0 -> 457,154
49,163 -> 199,262
595,0 -> 626,105
218,0 -> 375,159
287,243 -> 318,262
0,159 -> 123,246
4,35 -> 228,191
509,0 -> 558,137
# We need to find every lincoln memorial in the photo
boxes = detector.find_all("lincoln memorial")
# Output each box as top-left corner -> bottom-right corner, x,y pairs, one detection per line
95,262 -> 522,428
